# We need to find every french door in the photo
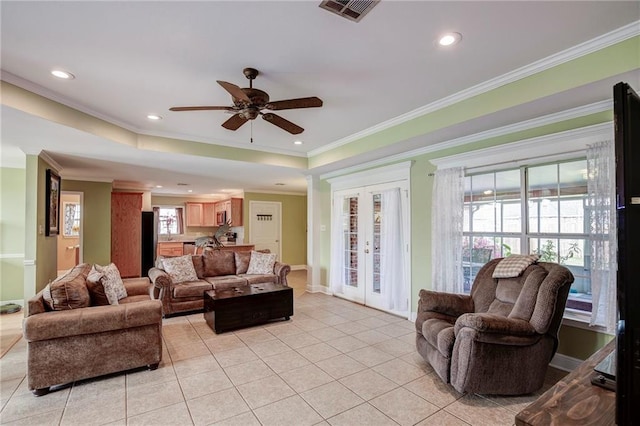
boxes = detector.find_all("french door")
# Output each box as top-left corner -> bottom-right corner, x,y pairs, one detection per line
332,181 -> 409,316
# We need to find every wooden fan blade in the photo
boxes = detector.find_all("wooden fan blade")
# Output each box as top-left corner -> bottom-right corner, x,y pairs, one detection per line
169,106 -> 234,112
262,113 -> 304,135
265,97 -> 323,111
217,80 -> 251,103
222,113 -> 248,131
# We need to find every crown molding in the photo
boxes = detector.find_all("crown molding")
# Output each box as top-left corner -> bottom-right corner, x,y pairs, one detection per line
1,71 -> 140,133
430,122 -> 613,170
39,150 -> 63,172
308,20 -> 638,157
317,100 -> 611,179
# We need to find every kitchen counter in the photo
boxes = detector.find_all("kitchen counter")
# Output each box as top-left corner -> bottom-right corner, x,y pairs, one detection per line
157,241 -> 254,257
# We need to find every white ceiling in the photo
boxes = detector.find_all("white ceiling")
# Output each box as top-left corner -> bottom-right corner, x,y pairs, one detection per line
1,1 -> 639,196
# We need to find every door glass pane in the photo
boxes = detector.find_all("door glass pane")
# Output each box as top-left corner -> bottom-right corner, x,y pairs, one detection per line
343,196 -> 359,287
372,194 -> 381,294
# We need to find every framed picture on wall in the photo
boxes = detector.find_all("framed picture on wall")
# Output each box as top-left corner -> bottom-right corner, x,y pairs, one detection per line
45,169 -> 61,236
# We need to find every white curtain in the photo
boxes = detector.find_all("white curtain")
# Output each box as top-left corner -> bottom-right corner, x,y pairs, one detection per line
431,167 -> 465,293
587,140 -> 617,332
380,188 -> 407,311
330,194 -> 346,294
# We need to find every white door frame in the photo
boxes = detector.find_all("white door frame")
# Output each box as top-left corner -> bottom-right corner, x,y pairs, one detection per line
328,161 -> 412,318
248,200 -> 282,260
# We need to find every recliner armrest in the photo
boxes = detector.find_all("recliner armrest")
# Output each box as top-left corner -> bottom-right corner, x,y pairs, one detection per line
454,313 -> 536,336
418,289 -> 474,318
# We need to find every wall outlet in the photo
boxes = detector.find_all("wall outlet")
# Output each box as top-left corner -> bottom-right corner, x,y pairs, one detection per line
38,225 -> 44,235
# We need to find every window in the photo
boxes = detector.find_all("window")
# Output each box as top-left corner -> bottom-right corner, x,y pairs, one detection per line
157,207 -> 184,236
62,202 -> 80,237
463,159 -> 591,312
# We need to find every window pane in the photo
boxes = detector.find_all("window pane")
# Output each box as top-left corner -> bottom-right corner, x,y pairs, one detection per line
463,177 -> 471,232
559,160 -> 587,234
159,208 -> 178,235
495,169 -> 521,232
528,164 -> 558,233
470,173 -> 496,232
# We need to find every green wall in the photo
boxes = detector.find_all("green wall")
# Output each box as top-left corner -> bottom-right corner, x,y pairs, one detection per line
61,180 -> 112,266
34,157 -> 58,292
243,193 -> 307,266
0,167 -> 26,302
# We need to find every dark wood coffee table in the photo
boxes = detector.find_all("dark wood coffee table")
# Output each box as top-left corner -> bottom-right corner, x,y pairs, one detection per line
203,283 -> 293,333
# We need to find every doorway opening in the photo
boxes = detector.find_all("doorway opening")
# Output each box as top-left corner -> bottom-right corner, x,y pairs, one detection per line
249,201 -> 282,261
57,191 -> 83,276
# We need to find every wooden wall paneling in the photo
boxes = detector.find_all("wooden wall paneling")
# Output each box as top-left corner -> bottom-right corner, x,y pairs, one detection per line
111,192 -> 142,277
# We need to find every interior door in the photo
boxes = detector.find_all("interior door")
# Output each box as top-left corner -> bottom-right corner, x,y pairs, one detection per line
249,201 -> 282,260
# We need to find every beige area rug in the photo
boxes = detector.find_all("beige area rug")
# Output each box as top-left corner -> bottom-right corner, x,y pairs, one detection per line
0,311 -> 24,358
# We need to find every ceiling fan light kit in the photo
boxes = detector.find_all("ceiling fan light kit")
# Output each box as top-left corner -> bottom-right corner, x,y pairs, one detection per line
170,67 -> 323,139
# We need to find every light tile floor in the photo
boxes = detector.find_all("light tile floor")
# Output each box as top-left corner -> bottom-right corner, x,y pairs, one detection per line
0,271 -> 567,425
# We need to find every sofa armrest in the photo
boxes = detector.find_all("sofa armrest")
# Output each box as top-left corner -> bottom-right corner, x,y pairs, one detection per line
123,277 -> 152,297
418,289 -> 473,318
23,299 -> 162,342
273,262 -> 291,285
148,267 -> 172,299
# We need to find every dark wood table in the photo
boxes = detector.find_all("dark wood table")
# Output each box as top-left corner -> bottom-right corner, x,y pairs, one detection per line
203,283 -> 293,333
515,339 -> 616,426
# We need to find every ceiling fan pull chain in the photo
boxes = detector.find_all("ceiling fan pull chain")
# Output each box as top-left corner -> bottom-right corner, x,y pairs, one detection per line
251,121 -> 253,143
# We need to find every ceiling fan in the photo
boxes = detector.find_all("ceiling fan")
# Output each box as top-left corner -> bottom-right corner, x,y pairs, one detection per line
170,67 -> 323,136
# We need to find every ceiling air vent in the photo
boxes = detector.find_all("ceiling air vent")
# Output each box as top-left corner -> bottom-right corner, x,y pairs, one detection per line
319,0 -> 380,22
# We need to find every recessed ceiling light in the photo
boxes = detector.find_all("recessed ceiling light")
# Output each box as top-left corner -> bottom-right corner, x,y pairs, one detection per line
438,32 -> 462,47
293,140 -> 303,145
187,189 -> 193,193
155,185 -> 163,188
147,114 -> 162,120
51,69 -> 75,79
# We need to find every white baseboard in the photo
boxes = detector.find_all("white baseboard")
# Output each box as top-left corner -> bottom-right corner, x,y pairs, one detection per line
549,352 -> 582,372
306,284 -> 332,295
290,265 -> 308,271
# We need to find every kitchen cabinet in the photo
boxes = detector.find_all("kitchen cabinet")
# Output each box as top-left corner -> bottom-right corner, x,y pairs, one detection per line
185,203 -> 203,226
229,198 -> 243,226
202,202 -> 216,226
157,241 -> 184,257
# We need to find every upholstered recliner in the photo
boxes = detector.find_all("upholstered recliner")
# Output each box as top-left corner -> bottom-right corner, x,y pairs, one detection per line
415,258 -> 573,395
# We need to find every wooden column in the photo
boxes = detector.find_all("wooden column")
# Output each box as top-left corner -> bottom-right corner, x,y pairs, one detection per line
111,192 -> 142,277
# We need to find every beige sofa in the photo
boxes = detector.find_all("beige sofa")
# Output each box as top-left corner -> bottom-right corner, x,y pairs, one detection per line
148,250 -> 291,316
24,264 -> 163,396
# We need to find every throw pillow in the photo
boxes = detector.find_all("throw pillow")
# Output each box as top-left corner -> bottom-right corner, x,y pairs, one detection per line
234,251 -> 251,274
94,263 -> 128,305
42,263 -> 92,310
85,266 -> 110,306
203,250 -> 236,276
492,254 -> 540,279
246,250 -> 277,275
162,255 -> 199,284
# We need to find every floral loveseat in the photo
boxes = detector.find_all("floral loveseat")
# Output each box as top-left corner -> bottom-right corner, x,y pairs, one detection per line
148,250 -> 291,316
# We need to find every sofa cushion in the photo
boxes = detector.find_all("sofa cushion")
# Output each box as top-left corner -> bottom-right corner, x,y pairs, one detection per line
23,300 -> 163,342
162,255 -> 199,284
203,250 -> 236,276
192,255 -> 205,279
86,267 -> 110,306
172,280 -> 213,298
94,263 -> 128,305
234,251 -> 251,275
247,250 -> 277,275
238,274 -> 278,285
205,276 -> 248,290
42,263 -> 92,311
